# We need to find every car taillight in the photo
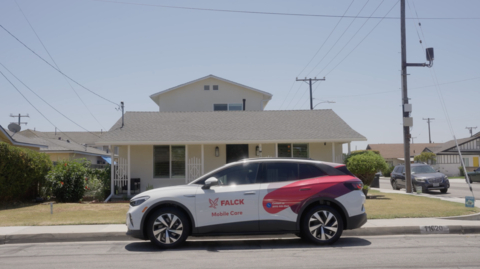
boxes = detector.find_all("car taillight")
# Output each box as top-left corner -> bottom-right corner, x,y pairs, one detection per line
344,182 -> 363,190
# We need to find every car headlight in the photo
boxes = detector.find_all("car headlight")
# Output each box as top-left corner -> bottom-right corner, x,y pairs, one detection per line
415,178 -> 425,182
443,176 -> 449,182
130,196 -> 150,207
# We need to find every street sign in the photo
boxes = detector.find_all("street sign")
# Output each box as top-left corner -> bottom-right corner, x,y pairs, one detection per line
465,196 -> 475,208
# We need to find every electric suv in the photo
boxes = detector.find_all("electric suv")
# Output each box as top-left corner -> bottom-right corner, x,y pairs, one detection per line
126,158 -> 367,248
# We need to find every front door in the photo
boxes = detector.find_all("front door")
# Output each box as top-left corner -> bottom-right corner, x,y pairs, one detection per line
195,162 -> 260,233
226,144 -> 249,163
473,157 -> 479,167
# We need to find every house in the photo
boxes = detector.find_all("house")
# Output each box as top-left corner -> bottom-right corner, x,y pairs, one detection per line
424,133 -> 480,176
20,130 -> 107,152
96,75 -> 367,198
366,143 -> 441,167
13,129 -> 109,166
0,125 -> 47,151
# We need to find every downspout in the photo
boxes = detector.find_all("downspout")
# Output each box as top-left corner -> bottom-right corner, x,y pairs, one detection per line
104,144 -> 115,202
243,99 -> 246,111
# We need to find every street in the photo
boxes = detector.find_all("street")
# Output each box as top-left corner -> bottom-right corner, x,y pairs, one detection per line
1,235 -> 480,269
379,178 -> 479,199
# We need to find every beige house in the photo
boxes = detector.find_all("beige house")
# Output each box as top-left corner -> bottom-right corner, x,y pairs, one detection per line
97,75 -> 366,199
366,143 -> 441,167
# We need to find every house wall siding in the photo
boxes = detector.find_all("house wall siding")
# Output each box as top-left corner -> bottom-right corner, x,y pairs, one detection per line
155,77 -> 267,112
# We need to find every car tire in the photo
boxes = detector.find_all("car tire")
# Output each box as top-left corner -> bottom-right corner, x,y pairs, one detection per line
440,188 -> 448,194
146,207 -> 190,249
301,205 -> 343,245
392,179 -> 401,190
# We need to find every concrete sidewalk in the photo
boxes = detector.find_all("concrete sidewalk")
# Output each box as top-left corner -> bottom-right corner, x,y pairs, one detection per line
2,217 -> 480,244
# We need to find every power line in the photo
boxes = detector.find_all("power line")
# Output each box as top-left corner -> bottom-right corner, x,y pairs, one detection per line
13,0 -> 106,130
0,24 -> 120,107
0,62 -> 101,138
93,0 -> 480,20
0,69 -> 86,146
297,0 -> 399,109
279,0 -> 355,109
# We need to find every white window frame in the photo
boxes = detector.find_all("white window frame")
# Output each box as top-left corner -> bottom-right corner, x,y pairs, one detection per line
213,103 -> 244,111
153,145 -> 186,179
277,143 -> 309,158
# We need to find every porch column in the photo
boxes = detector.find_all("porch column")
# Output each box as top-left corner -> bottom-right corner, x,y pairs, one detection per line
332,142 -> 336,162
259,144 -> 262,157
201,144 -> 204,175
275,143 -> 278,157
110,145 -> 114,197
127,145 -> 131,196
185,145 -> 188,183
348,142 -> 351,155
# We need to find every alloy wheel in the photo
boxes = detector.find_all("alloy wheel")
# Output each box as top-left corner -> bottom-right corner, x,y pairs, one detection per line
152,213 -> 184,244
308,210 -> 338,241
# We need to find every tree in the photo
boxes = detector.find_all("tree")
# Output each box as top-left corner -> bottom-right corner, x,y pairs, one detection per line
346,151 -> 388,196
414,152 -> 436,164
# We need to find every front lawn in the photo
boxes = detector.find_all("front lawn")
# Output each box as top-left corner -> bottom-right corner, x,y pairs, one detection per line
0,203 -> 129,226
365,190 -> 479,219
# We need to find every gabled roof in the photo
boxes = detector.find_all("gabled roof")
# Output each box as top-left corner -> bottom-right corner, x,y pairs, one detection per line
149,74 -> 273,100
19,129 -> 103,145
428,134 -> 480,154
0,125 -> 47,149
366,143 -> 441,159
97,110 -> 366,145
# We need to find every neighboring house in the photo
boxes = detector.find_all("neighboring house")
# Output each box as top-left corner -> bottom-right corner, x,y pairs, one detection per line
96,75 -> 367,197
366,143 -> 441,167
0,125 -> 47,151
16,129 -> 109,166
19,130 -> 107,152
424,133 -> 480,176
149,74 -> 273,112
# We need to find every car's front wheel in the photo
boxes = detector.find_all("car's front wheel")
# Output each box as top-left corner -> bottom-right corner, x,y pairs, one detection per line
440,188 -> 448,194
392,179 -> 401,190
301,205 -> 343,245
147,207 -> 190,249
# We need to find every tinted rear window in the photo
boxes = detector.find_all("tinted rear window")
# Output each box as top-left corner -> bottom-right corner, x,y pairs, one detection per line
299,163 -> 327,179
257,162 -> 299,183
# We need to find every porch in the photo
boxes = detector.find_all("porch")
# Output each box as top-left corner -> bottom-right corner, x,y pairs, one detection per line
107,142 -> 352,198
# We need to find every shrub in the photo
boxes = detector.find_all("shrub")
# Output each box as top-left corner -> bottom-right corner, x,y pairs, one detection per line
346,151 -> 388,196
382,165 -> 394,177
46,159 -> 91,202
459,167 -> 465,177
414,152 -> 436,163
0,142 -> 52,202
344,150 -> 381,165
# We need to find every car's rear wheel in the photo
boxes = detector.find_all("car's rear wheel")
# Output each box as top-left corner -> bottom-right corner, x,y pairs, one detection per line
301,205 -> 343,245
147,207 -> 190,249
392,179 -> 401,190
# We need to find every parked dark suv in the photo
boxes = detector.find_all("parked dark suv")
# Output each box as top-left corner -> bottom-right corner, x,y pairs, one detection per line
390,163 -> 450,193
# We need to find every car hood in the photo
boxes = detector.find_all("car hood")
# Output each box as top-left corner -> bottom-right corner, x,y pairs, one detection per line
412,172 -> 445,179
131,184 -> 199,200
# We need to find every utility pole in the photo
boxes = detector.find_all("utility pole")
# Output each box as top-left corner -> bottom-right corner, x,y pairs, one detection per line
400,0 -> 434,193
296,77 -> 325,110
10,113 -> 29,126
466,126 -> 477,137
423,118 -> 435,143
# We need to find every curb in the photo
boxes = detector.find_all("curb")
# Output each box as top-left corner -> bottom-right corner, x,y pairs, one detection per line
2,226 -> 480,245
439,212 -> 480,221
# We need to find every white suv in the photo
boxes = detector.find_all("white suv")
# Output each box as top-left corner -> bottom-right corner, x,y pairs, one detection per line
126,158 -> 367,248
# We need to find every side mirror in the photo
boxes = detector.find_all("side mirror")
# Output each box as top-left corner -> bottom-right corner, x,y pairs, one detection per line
437,170 -> 440,172
402,172 -> 405,175
202,177 -> 219,189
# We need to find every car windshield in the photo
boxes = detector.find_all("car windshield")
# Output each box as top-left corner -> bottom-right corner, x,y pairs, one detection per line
411,165 -> 436,174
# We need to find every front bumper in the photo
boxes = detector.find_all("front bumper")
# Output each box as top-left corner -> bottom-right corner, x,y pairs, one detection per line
346,212 -> 367,230
414,180 -> 449,191
127,228 -> 146,240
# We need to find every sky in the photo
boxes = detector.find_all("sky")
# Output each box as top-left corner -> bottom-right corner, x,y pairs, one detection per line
1,0 -> 479,152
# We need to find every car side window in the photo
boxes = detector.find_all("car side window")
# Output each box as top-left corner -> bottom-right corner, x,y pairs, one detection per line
211,163 -> 260,185
257,162 -> 299,183
399,166 -> 404,173
299,163 -> 327,179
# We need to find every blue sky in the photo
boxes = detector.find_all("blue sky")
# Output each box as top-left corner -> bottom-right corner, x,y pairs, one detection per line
1,0 -> 479,151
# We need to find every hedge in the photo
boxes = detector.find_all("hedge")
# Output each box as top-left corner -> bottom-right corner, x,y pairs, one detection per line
0,142 -> 52,202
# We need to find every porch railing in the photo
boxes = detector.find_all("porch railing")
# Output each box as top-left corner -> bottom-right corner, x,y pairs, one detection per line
187,157 -> 202,183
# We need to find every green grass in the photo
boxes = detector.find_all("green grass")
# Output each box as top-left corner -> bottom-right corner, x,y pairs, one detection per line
0,203 -> 129,226
365,190 -> 479,219
1,191 -> 479,226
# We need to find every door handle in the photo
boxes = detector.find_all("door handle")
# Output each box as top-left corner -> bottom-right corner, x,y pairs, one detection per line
244,191 -> 256,195
299,188 -> 311,191
183,195 -> 195,197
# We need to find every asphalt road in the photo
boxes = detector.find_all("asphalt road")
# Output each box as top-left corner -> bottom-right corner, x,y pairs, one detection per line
379,178 -> 479,199
1,235 -> 480,269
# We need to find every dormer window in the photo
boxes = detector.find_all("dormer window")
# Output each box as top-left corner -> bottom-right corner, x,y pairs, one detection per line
204,85 -> 210,90
213,85 -> 219,90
